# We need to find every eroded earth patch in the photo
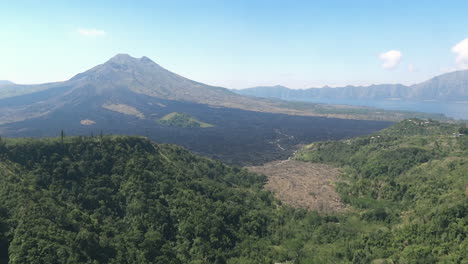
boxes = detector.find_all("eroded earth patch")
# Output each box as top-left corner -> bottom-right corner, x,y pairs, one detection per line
247,160 -> 346,213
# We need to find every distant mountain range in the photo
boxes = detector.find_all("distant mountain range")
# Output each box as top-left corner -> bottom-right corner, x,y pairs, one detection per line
235,70 -> 468,101
0,80 -> 14,86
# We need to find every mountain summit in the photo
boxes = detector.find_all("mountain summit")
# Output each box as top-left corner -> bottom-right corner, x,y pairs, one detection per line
0,54 -> 300,125
69,54 -> 236,102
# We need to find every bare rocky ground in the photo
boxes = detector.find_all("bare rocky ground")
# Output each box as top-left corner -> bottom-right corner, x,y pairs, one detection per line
247,160 -> 347,213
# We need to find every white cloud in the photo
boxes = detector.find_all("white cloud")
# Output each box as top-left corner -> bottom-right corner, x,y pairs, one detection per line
452,38 -> 468,69
407,64 -> 416,72
77,28 -> 106,37
379,50 -> 402,70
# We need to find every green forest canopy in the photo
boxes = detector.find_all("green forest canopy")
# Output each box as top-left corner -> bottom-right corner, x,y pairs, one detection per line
157,112 -> 214,128
0,118 -> 467,263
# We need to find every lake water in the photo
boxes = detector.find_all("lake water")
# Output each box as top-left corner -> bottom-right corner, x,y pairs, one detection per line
297,98 -> 468,120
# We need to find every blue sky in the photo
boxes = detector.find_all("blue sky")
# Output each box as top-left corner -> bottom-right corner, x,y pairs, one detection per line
1,0 -> 468,88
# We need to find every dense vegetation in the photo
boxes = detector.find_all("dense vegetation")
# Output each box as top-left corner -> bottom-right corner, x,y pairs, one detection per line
0,119 -> 466,263
157,112 -> 214,128
295,119 -> 468,263
0,136 -> 282,263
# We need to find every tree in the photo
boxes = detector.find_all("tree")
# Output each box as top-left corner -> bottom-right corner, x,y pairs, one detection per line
61,130 -> 65,143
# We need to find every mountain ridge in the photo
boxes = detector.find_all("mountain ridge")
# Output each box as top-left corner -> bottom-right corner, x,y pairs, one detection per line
0,80 -> 14,86
236,70 -> 468,101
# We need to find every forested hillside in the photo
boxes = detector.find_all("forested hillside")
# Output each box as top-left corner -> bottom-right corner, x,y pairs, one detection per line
0,136 -> 280,263
0,121 -> 467,263
296,119 -> 468,263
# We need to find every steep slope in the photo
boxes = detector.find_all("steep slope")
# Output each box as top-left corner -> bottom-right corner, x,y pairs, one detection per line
409,69 -> 468,100
236,70 -> 468,101
69,54 -> 242,104
294,119 -> 468,263
0,136 -> 278,263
